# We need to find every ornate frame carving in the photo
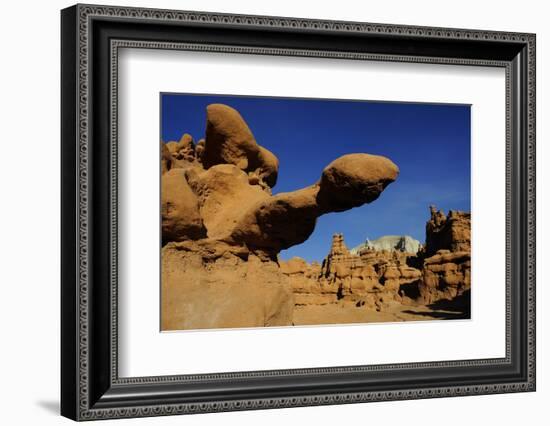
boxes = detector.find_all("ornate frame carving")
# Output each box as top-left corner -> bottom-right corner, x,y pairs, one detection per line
61,4 -> 535,420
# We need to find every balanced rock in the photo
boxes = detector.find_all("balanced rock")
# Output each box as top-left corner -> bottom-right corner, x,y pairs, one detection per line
225,154 -> 399,255
318,153 -> 399,212
160,103 -> 402,329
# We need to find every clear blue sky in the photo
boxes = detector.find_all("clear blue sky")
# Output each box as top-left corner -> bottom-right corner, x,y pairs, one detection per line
162,93 -> 471,263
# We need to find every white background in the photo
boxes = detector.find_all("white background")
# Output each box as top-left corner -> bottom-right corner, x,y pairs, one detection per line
119,49 -> 506,377
0,0 -> 547,425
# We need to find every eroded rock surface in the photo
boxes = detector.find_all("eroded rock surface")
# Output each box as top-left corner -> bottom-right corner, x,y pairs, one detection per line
161,103 -> 399,330
203,104 -> 279,189
162,240 -> 294,330
161,168 -> 206,243
418,207 -> 471,305
225,153 -> 398,256
318,154 -> 399,211
426,205 -> 471,256
281,233 -> 423,313
281,206 -> 471,321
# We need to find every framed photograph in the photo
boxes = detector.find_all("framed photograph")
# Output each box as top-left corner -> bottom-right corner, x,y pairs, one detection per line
61,4 -> 536,421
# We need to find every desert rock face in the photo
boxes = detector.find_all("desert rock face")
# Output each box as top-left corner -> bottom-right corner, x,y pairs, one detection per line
281,205 -> 471,319
161,104 -> 399,330
281,233 -> 423,312
162,240 -> 293,330
161,168 -> 206,243
418,207 -> 471,306
425,205 -> 471,255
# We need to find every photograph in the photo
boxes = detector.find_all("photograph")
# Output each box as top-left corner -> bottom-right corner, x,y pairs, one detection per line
160,94 -> 472,331
57,3 -> 536,421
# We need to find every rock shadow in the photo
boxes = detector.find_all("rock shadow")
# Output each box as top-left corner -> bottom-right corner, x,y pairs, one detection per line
403,290 -> 471,320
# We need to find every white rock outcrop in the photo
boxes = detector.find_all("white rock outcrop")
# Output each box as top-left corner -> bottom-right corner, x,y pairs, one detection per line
350,235 -> 421,255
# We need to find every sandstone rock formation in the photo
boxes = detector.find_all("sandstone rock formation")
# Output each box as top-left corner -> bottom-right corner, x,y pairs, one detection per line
425,205 -> 471,256
161,103 -> 399,330
281,205 -> 471,320
281,233 -> 422,313
225,152 -> 398,256
162,240 -> 293,330
202,104 -> 279,189
161,168 -> 206,243
417,207 -> 471,305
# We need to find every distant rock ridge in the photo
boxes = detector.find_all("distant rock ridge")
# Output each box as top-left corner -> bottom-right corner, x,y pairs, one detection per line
280,205 -> 471,312
350,235 -> 421,255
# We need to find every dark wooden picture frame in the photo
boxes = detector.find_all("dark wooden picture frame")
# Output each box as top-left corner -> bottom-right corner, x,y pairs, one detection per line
61,4 -> 536,421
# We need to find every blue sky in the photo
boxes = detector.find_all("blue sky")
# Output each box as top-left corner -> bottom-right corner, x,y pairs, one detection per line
162,93 -> 471,263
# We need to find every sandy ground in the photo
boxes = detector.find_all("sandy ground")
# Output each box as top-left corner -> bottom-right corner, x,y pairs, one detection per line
293,302 -> 468,326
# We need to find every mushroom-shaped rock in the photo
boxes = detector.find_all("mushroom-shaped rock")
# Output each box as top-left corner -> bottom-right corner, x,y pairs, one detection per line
161,106 -> 398,258
225,153 -> 398,255
318,153 -> 399,212
159,103 -> 410,331
161,168 -> 206,243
